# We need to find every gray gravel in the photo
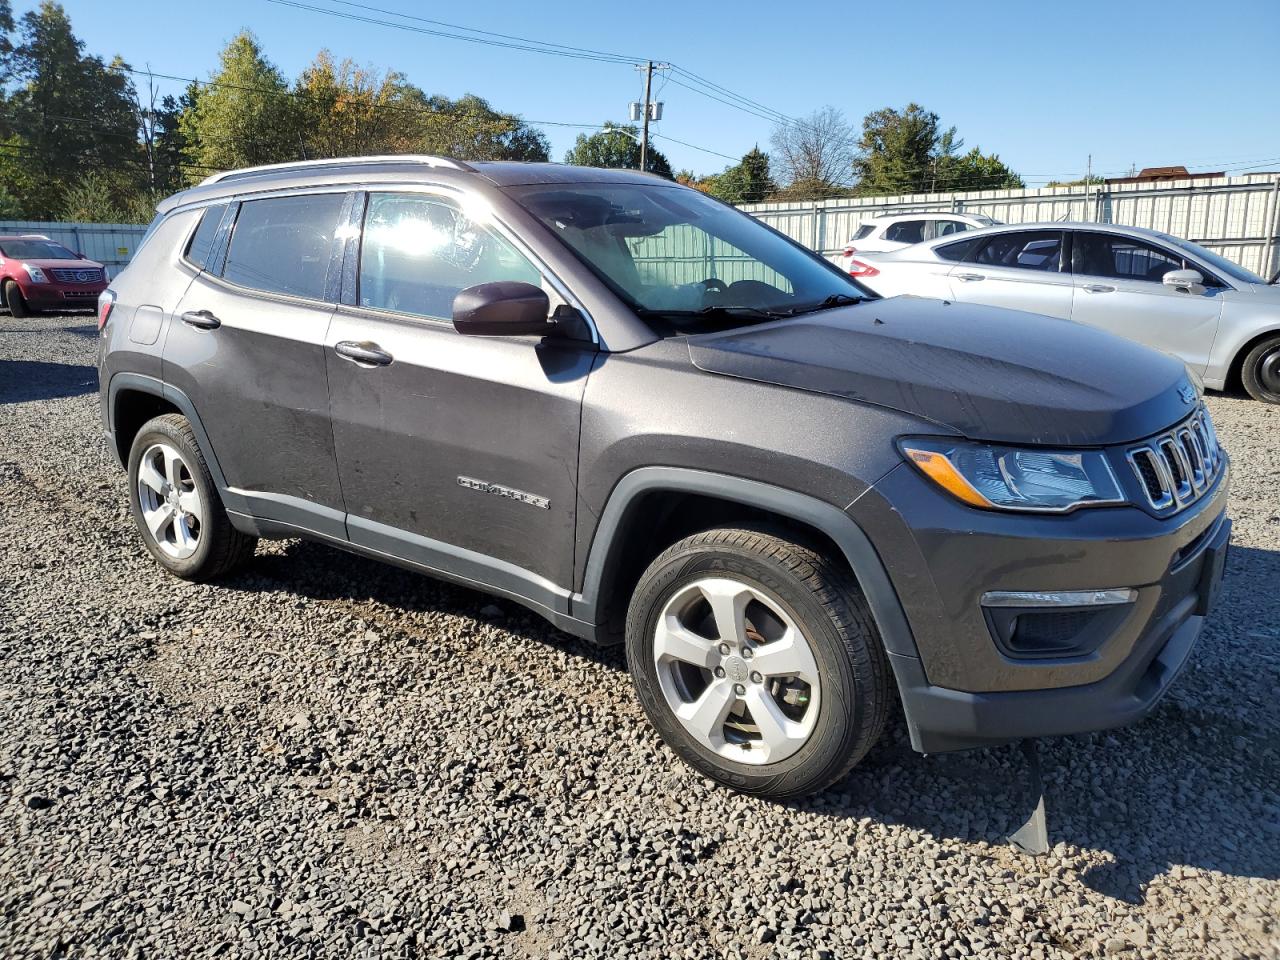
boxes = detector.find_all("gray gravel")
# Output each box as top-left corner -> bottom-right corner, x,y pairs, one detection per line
2,311 -> 1278,959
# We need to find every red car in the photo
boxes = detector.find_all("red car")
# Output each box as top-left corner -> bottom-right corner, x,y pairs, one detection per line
0,234 -> 110,317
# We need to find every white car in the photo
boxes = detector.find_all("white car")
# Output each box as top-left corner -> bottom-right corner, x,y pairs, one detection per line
834,212 -> 998,272
853,222 -> 1280,402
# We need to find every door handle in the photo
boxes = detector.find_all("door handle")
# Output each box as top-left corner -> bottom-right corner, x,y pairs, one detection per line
1082,284 -> 1115,294
180,309 -> 221,330
335,340 -> 393,366
954,272 -> 985,282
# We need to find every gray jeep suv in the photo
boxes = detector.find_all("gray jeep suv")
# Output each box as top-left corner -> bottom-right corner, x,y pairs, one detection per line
98,156 -> 1231,798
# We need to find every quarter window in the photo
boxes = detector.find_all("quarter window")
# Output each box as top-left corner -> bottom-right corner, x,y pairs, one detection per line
932,219 -> 970,238
222,193 -> 344,300
358,193 -> 542,320
1072,232 -> 1185,283
972,231 -> 1063,272
184,204 -> 227,269
851,224 -> 876,241
884,220 -> 926,244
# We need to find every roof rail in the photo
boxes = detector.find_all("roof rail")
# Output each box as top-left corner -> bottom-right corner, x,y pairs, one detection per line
199,155 -> 476,186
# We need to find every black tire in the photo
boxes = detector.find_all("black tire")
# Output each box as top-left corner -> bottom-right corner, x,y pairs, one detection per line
1240,334 -> 1280,404
5,281 -> 33,318
126,413 -> 257,581
625,526 -> 892,799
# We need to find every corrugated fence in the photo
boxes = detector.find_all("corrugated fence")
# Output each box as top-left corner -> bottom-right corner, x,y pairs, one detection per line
739,173 -> 1280,278
7,173 -> 1280,283
0,220 -> 149,274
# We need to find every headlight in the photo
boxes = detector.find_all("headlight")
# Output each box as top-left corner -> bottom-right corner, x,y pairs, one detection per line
22,263 -> 48,283
899,438 -> 1126,513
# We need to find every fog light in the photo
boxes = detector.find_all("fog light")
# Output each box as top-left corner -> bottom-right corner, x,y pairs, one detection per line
981,589 -> 1136,660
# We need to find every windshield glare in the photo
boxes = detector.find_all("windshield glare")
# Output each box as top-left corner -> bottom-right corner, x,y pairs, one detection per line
509,183 -> 869,331
0,239 -> 79,260
1160,233 -> 1264,285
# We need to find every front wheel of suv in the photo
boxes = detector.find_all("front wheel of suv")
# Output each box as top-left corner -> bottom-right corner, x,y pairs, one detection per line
1240,334 -> 1280,404
127,414 -> 257,581
4,281 -> 34,318
625,526 -> 892,799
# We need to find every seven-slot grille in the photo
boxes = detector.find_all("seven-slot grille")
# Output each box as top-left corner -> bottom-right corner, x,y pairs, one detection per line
49,267 -> 104,283
1125,408 -> 1223,512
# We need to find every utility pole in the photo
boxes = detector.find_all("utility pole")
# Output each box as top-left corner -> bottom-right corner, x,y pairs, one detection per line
1085,153 -> 1093,222
639,60 -> 654,173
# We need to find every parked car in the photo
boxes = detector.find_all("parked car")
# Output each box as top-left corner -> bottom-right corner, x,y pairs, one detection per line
0,234 -> 110,317
834,212 -> 998,272
853,222 -> 1280,403
98,157 -> 1230,799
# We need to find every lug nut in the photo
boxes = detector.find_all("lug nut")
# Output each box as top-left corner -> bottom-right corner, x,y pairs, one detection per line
751,671 -> 763,684
714,666 -> 726,678
733,683 -> 746,695
741,647 -> 753,659
718,643 -> 730,655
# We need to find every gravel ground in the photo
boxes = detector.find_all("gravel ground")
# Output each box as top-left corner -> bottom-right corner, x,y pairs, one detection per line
1,311 -> 1277,960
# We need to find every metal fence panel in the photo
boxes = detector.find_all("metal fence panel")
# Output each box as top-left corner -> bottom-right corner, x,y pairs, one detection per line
0,220 -> 150,273
738,174 -> 1280,278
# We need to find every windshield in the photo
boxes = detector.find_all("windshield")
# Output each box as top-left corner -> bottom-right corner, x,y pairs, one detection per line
0,239 -> 79,260
1159,233 -> 1264,285
508,182 -> 871,332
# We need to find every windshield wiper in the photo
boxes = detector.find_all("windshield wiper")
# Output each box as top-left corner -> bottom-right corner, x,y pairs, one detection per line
781,293 -> 866,316
636,304 -> 789,321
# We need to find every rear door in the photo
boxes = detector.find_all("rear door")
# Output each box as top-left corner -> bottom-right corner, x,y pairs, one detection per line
165,190 -> 350,538
945,229 -> 1072,318
1068,230 -> 1224,371
324,188 -> 595,600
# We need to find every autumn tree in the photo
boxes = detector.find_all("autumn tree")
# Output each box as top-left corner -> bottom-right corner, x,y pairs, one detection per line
768,107 -> 857,199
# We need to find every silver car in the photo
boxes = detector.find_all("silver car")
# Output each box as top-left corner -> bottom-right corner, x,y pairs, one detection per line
855,222 -> 1280,402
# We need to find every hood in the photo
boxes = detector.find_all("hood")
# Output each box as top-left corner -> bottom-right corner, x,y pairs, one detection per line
687,296 -> 1196,446
23,257 -> 105,271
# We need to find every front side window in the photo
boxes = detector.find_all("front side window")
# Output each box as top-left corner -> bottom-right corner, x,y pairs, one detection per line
1073,232 -> 1183,283
973,230 -> 1063,272
184,204 -> 227,269
884,220 -> 926,244
932,219 -> 970,238
357,193 -> 542,320
509,183 -> 868,333
223,193 -> 344,300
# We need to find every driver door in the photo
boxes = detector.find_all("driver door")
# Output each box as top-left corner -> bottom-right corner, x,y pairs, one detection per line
1068,231 -> 1223,372
325,190 -> 597,594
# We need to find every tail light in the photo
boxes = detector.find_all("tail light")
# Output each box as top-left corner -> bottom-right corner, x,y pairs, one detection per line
842,245 -> 857,258
97,289 -> 115,331
848,258 -> 880,278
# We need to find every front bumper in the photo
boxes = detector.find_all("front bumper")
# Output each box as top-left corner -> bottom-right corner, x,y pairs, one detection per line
21,281 -> 109,308
852,457 -> 1231,753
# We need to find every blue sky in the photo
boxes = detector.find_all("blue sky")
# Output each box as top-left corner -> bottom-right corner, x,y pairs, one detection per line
37,0 -> 1280,182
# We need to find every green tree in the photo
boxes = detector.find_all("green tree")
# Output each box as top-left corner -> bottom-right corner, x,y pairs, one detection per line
60,169 -> 124,221
563,124 -> 672,179
852,103 -> 1022,196
704,146 -> 775,204
410,92 -> 549,162
4,2 -> 141,216
178,31 -> 300,178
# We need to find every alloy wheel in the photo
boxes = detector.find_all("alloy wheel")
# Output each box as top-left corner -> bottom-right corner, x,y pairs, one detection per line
653,577 -> 822,765
136,442 -> 203,561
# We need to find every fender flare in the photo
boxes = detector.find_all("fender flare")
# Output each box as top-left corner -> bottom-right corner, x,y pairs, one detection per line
571,466 -> 920,661
106,372 -> 247,513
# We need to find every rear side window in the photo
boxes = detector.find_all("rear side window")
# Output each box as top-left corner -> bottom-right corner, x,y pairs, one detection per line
851,224 -> 876,241
184,204 -> 227,269
223,193 -> 344,300
884,220 -> 926,244
935,237 -> 980,262
972,231 -> 1063,272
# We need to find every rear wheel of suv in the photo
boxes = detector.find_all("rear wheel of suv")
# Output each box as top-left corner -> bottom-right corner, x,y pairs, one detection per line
625,526 -> 892,798
127,414 -> 257,581
1240,334 -> 1280,404
4,281 -> 34,318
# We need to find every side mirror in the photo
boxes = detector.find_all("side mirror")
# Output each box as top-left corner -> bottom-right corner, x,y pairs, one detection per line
1163,268 -> 1205,294
452,281 -> 553,337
